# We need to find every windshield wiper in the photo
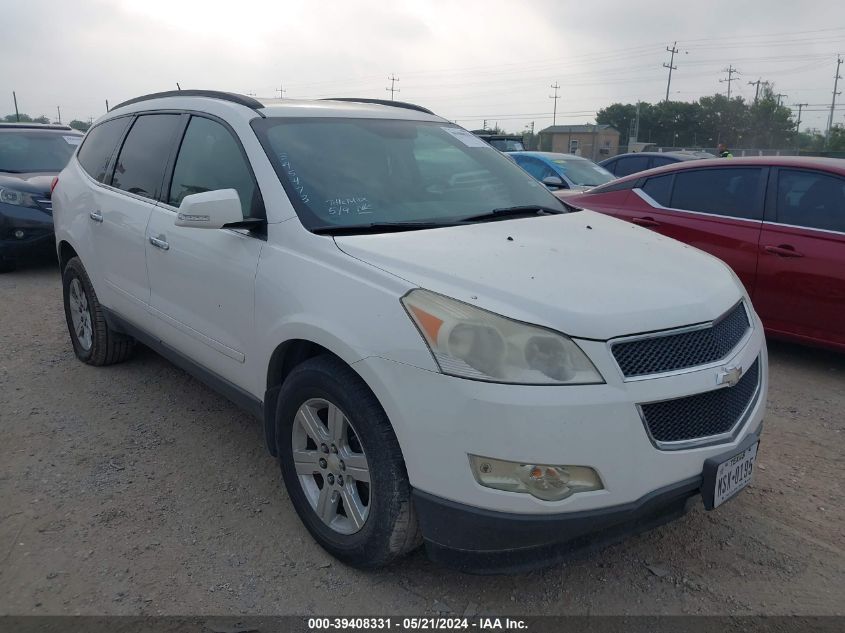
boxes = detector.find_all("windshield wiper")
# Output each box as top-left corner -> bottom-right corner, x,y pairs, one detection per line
460,205 -> 565,223
312,221 -> 462,235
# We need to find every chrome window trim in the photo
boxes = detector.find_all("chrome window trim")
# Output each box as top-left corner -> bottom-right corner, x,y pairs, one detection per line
632,188 -> 763,226
762,220 -> 845,237
636,356 -> 762,451
608,300 -> 753,382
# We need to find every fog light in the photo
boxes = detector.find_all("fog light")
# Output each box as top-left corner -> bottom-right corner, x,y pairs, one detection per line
469,455 -> 603,501
14,229 -> 25,239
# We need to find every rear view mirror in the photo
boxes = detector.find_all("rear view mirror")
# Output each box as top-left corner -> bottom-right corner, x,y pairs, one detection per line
542,176 -> 564,189
175,189 -> 243,229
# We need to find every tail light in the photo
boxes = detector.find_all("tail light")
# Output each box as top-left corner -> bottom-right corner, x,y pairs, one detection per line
50,176 -> 59,194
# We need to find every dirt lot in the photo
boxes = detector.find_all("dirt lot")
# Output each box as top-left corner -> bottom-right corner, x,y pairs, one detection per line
1,258 -> 843,616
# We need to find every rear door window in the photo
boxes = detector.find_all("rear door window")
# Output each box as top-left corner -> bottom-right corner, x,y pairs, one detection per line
76,117 -> 132,182
641,174 -> 674,206
111,114 -> 183,199
670,168 -> 763,220
776,169 -> 845,232
614,155 -> 650,177
168,116 -> 261,218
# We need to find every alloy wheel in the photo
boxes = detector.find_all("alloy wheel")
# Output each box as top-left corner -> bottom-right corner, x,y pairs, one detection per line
68,277 -> 93,351
292,398 -> 371,534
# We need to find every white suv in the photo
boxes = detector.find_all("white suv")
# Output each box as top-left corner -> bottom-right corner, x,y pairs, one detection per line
53,91 -> 767,572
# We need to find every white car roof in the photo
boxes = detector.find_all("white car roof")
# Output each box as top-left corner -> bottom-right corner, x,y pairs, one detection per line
104,90 -> 445,124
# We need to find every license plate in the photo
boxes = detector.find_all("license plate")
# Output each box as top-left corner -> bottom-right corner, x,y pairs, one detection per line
712,442 -> 758,508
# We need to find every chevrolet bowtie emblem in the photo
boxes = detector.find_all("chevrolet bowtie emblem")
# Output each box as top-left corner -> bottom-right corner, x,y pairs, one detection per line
717,365 -> 744,387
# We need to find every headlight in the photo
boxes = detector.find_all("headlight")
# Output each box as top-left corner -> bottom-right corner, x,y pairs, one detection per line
0,187 -> 34,207
401,289 -> 603,385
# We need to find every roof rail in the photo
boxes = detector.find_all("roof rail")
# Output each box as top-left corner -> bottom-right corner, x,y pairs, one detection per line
0,123 -> 76,131
111,90 -> 263,112
321,98 -> 435,115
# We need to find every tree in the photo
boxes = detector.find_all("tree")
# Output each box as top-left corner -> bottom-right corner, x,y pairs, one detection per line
827,125 -> 845,151
3,113 -> 53,125
69,120 -> 91,132
3,113 -> 34,122
596,89 -> 797,150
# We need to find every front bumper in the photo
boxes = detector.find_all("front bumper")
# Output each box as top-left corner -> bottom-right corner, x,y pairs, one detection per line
412,431 -> 760,573
414,476 -> 700,574
352,310 -> 767,569
354,319 -> 766,514
0,202 -> 54,260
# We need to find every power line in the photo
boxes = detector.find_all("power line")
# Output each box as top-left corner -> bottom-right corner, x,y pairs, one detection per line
549,82 -> 561,125
663,41 -> 679,102
386,74 -> 400,100
276,84 -> 286,99
720,65 -> 740,99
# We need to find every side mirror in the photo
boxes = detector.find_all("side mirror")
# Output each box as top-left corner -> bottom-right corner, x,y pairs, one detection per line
542,176 -> 564,189
175,189 -> 243,229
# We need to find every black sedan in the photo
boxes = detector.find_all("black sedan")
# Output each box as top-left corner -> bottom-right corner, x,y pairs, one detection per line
599,151 -> 705,178
0,123 -> 82,271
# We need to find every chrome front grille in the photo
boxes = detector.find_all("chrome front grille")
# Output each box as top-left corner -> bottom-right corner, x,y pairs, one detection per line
611,302 -> 750,378
35,197 -> 53,214
639,357 -> 761,449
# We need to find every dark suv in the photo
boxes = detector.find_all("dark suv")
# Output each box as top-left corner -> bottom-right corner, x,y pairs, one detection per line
0,123 -> 83,271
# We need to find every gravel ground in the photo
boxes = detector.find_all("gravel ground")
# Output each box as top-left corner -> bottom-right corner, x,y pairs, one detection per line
1,258 -> 843,616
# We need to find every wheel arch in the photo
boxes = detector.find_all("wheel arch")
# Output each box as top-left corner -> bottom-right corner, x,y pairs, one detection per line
263,338 -> 362,457
57,240 -> 79,272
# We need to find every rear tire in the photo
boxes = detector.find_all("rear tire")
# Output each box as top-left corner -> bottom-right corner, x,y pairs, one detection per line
62,257 -> 134,366
276,355 -> 421,568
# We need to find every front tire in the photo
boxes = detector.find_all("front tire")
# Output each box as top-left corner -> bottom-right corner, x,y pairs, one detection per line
276,355 -> 421,568
62,257 -> 134,366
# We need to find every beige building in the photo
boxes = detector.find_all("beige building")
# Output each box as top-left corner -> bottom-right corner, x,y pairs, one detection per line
538,124 -> 621,161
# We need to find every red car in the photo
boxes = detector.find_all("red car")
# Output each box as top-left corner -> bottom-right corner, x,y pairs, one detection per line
568,157 -> 845,352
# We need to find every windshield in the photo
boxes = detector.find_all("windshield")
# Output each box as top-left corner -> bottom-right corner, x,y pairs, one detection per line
0,130 -> 80,173
551,158 -> 615,187
252,118 -> 560,231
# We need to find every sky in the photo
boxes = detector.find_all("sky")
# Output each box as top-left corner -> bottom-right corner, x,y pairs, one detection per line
3,0 -> 844,141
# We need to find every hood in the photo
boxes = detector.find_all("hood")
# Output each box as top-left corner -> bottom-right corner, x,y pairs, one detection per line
0,172 -> 55,195
334,210 -> 743,340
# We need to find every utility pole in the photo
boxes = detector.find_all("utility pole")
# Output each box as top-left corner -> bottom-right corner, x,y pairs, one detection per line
276,84 -> 286,99
827,55 -> 843,141
774,93 -> 787,107
56,106 -> 62,124
386,75 -> 400,100
663,42 -> 679,102
105,99 -> 110,112
549,82 -> 561,126
720,66 -> 740,99
12,91 -> 20,122
793,102 -> 808,149
748,78 -> 763,104
176,82 -> 181,91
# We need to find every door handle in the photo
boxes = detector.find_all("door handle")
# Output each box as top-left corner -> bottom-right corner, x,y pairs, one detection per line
89,210 -> 103,223
149,235 -> 170,251
632,216 -> 660,227
763,244 -> 803,258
